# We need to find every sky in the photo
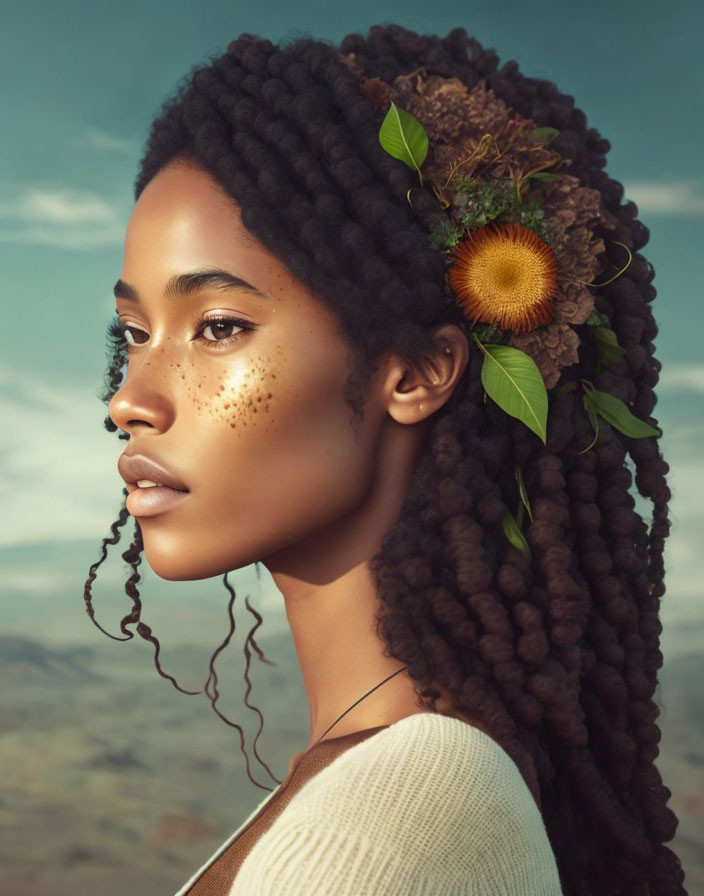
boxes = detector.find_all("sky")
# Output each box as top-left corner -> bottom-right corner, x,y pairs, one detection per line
1,0 -> 702,662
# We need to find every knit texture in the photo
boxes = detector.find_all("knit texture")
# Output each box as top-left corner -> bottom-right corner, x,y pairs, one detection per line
177,712 -> 564,894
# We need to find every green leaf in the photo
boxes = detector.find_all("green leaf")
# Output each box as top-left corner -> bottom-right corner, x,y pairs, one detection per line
584,399 -> 599,435
576,396 -> 600,454
527,172 -> 561,182
530,127 -> 560,143
589,326 -> 627,367
378,102 -> 428,184
515,464 -> 533,523
476,341 -> 548,444
591,327 -> 620,344
582,383 -> 661,438
586,310 -> 610,327
428,217 -> 462,250
502,510 -> 532,559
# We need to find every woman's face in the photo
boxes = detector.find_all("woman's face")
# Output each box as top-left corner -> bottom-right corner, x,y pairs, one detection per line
109,160 -> 390,580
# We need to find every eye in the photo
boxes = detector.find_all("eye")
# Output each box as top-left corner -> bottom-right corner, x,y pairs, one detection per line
122,324 -> 149,346
112,314 -> 255,350
199,318 -> 250,343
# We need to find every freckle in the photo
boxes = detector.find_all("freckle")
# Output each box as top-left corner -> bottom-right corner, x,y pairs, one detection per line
224,403 -> 230,409
230,422 -> 236,428
267,393 -> 272,399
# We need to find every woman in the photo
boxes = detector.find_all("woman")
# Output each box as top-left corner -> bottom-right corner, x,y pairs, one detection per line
84,23 -> 688,895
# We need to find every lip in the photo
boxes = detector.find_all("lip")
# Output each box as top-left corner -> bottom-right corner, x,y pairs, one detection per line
118,451 -> 190,518
125,484 -> 190,517
118,452 -> 190,493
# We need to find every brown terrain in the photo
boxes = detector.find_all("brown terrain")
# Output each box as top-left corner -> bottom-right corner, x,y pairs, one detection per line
0,631 -> 700,895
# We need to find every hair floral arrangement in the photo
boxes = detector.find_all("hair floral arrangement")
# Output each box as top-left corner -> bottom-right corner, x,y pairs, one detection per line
340,56 -> 661,558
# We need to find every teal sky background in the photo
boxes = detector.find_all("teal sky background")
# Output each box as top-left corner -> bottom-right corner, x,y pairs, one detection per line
1,0 -> 702,664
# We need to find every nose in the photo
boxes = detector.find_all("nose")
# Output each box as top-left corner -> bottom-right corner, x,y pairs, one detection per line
108,355 -> 175,436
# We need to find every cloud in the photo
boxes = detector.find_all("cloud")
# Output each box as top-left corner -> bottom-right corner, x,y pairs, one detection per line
657,363 -> 704,394
0,186 -> 128,249
623,180 -> 704,216
0,189 -> 118,224
2,565 -> 86,596
0,364 -> 126,546
73,127 -> 139,156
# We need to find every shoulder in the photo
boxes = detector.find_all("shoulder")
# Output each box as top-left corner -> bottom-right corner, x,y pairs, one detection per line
302,711 -> 524,811
235,713 -> 564,893
305,712 -> 525,791
295,713 -> 540,844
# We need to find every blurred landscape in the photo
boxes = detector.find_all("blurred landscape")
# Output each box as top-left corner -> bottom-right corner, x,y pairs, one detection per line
0,623 -> 310,896
0,541 -> 702,895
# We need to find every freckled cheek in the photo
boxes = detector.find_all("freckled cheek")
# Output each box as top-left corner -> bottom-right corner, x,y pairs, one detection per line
169,349 -> 340,447
173,353 -> 283,433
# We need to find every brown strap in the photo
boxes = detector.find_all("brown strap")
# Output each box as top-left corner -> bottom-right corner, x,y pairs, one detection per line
184,725 -> 389,895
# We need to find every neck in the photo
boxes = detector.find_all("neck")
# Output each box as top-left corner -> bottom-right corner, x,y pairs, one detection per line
261,417 -> 429,750
282,560 -> 422,749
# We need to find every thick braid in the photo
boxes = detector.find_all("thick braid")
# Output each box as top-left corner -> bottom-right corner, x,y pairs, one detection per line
137,37 -> 455,364
83,24 -> 688,893
339,26 -> 684,893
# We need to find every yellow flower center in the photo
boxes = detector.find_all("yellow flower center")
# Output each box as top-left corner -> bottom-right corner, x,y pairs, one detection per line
448,221 -> 558,334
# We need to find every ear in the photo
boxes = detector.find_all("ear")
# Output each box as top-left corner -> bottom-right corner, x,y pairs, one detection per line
381,324 -> 470,426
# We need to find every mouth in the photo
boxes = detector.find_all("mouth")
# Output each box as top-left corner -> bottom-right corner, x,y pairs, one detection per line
118,452 -> 190,517
126,479 -> 188,492
125,483 -> 190,518
118,453 -> 189,491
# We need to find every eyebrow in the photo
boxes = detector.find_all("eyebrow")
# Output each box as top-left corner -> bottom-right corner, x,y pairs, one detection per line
113,268 -> 270,303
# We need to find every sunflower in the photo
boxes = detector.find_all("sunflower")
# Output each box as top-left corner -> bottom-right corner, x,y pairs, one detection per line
447,221 -> 559,335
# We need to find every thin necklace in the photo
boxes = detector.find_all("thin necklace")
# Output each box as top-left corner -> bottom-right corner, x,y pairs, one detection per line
308,665 -> 408,753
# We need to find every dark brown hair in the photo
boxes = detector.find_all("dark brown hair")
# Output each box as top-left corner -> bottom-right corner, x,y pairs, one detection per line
84,24 -> 687,895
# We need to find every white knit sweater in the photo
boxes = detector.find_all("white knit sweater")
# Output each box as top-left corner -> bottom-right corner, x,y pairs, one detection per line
175,713 -> 564,895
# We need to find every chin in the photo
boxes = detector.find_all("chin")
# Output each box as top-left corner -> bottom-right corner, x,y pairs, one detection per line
138,531 -> 253,582
144,552 -> 209,581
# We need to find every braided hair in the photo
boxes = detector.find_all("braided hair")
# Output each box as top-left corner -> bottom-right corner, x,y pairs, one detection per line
84,24 -> 687,895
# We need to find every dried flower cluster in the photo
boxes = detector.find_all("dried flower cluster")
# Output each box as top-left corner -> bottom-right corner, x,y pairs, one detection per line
342,55 -> 622,388
339,51 -> 657,503
387,68 -> 620,388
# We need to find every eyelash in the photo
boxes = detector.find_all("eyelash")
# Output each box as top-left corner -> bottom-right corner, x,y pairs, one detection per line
107,314 -> 255,351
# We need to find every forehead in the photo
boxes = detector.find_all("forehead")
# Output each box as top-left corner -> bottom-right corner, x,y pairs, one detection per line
119,160 -> 342,334
125,161 -> 259,259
